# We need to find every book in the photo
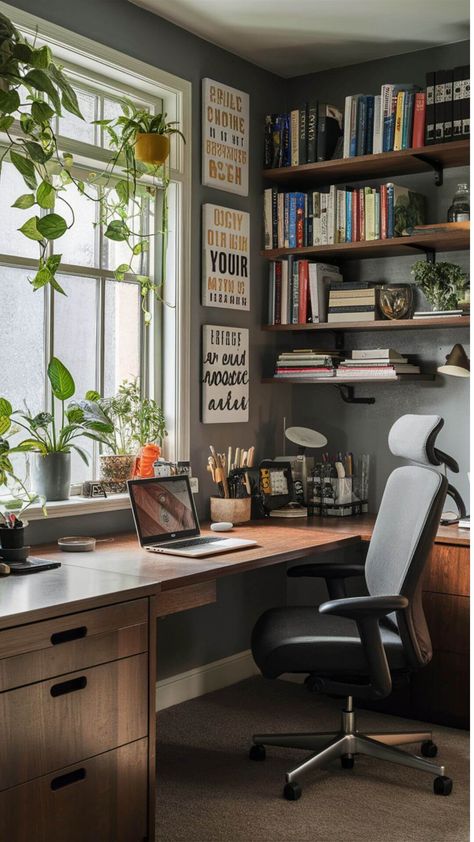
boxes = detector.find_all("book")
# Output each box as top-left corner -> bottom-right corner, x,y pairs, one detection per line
351,348 -> 407,360
281,261 -> 289,324
271,185 -> 278,248
264,188 -> 272,249
298,260 -> 309,323
307,102 -> 318,163
393,90 -> 405,151
268,263 -> 275,324
274,261 -> 282,324
365,188 -> 376,241
277,192 -> 284,248
365,95 -> 374,155
339,363 -> 420,374
343,95 -> 353,158
356,96 -> 367,156
295,194 -> 305,248
350,96 -> 361,156
263,115 -> 273,168
453,67 -> 464,139
434,70 -> 447,142
460,65 -> 470,139
271,115 -> 283,167
329,296 -> 376,308
327,311 -> 376,323
336,189 -> 346,243
412,92 -> 426,147
328,304 -> 375,313
309,262 -> 341,322
299,104 -> 308,165
317,109 -> 341,161
373,95 -> 382,154
335,367 -> 397,378
414,310 -> 463,318
443,69 -> 453,142
290,109 -> 299,165
402,91 -> 414,149
386,183 -> 426,238
425,72 -> 436,144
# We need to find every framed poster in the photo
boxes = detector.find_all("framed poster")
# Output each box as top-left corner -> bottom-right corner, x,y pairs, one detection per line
202,204 -> 250,310
202,78 -> 249,196
202,325 -> 249,424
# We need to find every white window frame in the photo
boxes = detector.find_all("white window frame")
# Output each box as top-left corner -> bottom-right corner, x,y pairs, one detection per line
0,2 -> 192,517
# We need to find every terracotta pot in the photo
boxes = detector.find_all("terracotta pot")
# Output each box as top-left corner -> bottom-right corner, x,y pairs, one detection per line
134,133 -> 170,165
99,454 -> 135,493
210,496 -> 251,525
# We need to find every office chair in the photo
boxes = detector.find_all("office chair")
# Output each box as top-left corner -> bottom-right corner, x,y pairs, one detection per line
249,415 -> 453,801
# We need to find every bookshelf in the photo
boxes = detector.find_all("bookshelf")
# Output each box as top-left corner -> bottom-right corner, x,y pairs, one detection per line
262,140 -> 469,188
263,315 -> 470,333
261,224 -> 469,261
262,374 -> 436,385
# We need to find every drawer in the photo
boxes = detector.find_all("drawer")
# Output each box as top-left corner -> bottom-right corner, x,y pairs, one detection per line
0,738 -> 148,842
0,599 -> 148,691
0,653 -> 148,790
423,545 -> 470,597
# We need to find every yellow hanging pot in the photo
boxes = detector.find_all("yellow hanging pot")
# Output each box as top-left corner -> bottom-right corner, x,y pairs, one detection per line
134,132 -> 170,165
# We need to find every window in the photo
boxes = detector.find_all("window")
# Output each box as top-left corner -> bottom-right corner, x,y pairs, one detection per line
0,3 -> 191,497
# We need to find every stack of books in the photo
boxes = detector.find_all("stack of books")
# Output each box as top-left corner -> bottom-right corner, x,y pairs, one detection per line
413,309 -> 465,320
268,260 -> 341,325
263,103 -> 342,169
274,349 -> 341,380
263,183 -> 426,248
328,283 -> 377,323
336,349 -> 421,379
426,66 -> 470,144
343,85 -> 426,157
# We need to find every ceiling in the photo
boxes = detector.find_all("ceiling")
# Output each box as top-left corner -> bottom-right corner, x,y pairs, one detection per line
130,0 -> 469,77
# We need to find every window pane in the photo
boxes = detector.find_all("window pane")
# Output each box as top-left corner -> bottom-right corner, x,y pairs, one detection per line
55,181 -> 98,267
54,275 -> 99,483
0,266 -> 45,481
0,162 -> 39,258
102,190 -> 149,272
58,87 -> 97,145
104,280 -> 141,396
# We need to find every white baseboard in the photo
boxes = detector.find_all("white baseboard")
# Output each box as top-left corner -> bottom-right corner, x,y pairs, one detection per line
155,649 -> 259,711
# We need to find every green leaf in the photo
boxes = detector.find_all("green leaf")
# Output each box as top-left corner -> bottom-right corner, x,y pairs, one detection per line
62,152 -> 73,169
85,390 -> 101,401
12,193 -> 35,209
115,180 -> 130,204
23,141 -> 48,164
0,417 -> 11,436
70,444 -> 90,465
31,99 -> 55,124
104,220 -> 129,242
115,263 -> 130,274
0,399 -> 12,417
12,42 -> 33,63
132,241 -> 147,255
36,180 -> 55,209
46,253 -> 62,273
0,115 -> 14,131
0,88 -> 20,114
19,216 -> 44,242
23,68 -> 61,114
31,266 -> 53,290
48,64 -> 83,119
47,357 -> 75,401
49,274 -> 66,295
37,213 -> 67,240
10,151 -> 37,190
30,45 -> 52,69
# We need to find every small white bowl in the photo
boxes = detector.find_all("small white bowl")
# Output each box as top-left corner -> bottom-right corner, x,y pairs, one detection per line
57,536 -> 96,552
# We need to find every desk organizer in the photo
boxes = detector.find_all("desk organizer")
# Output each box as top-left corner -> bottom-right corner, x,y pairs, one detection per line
307,455 -> 370,518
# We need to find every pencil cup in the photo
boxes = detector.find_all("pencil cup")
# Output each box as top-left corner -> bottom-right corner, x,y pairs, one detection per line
0,525 -> 26,550
210,496 -> 251,525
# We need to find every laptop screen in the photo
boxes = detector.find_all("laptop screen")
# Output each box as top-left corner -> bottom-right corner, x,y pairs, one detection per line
128,476 -> 199,545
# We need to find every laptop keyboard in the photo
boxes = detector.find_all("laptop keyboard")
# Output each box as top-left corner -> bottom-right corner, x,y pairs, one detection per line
156,536 -> 223,549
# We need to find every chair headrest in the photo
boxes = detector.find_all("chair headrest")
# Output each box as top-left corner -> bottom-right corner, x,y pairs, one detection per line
388,415 -> 459,473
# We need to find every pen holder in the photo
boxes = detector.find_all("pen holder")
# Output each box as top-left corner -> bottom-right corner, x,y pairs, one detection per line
0,525 -> 26,550
210,496 -> 251,525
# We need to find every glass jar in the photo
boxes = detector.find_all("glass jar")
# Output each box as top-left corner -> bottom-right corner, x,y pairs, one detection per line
447,184 -> 470,222
378,284 -> 414,320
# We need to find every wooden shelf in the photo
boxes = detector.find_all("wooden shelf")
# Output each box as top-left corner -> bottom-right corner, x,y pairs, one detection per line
263,315 -> 470,333
263,140 -> 470,187
261,226 -> 469,261
263,375 -> 436,385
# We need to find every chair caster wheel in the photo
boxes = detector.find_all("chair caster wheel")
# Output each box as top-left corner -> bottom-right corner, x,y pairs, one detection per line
421,740 -> 438,758
283,781 -> 302,801
249,744 -> 266,761
434,775 -> 453,796
341,754 -> 354,769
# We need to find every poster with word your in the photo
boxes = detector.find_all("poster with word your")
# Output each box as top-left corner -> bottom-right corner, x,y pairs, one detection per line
202,78 -> 249,196
202,325 -> 249,423
202,204 -> 250,310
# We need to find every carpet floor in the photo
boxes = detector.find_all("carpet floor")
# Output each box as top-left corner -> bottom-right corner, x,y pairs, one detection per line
156,676 -> 469,842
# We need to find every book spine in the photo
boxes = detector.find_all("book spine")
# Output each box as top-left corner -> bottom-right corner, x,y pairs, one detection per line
380,184 -> 387,239
358,188 -> 365,241
289,193 -> 297,248
308,266 -> 319,322
281,113 -> 291,166
306,191 -> 313,246
382,84 -> 394,151
356,96 -> 367,156
374,189 -> 380,240
298,261 -> 309,323
263,115 -> 273,168
290,110 -> 299,165
277,192 -> 284,248
328,304 -> 375,313
402,91 -> 414,149
412,92 -> 426,147
291,260 -> 299,323
453,67 -> 463,139
393,91 -> 405,151
296,193 -> 305,248
365,187 -> 374,240
345,189 -> 352,242
386,183 -> 394,238
425,71 -> 435,144
264,188 -> 272,249
271,185 -> 278,249
461,65 -> 470,139
313,192 -> 321,245
271,115 -> 281,167
350,97 -> 359,156
298,104 -> 308,165
443,69 -> 453,142
343,96 -> 352,158
320,193 -> 328,244
284,193 -> 290,248
287,255 -> 293,320
434,70 -> 446,142
268,263 -> 275,324
373,95 -> 382,154
280,260 -> 289,324
336,189 -> 346,243
274,260 -> 282,324
307,102 -> 318,163
327,186 -> 336,245
365,95 -> 374,155
351,190 -> 358,242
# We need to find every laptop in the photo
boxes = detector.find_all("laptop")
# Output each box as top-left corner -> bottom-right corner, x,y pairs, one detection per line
128,475 -> 258,557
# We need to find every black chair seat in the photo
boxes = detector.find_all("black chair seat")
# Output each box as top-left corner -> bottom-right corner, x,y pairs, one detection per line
252,606 -> 408,679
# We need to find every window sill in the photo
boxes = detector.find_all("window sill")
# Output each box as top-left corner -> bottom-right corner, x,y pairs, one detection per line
25,493 -> 131,522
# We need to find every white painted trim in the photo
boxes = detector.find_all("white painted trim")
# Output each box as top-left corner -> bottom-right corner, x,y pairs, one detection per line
22,493 -> 132,521
155,649 -> 259,711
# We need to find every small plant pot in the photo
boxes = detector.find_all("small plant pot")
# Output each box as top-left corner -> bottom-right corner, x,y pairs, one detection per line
31,452 -> 71,502
134,443 -> 161,478
134,133 -> 170,165
0,525 -> 26,550
99,454 -> 135,493
210,496 -> 251,525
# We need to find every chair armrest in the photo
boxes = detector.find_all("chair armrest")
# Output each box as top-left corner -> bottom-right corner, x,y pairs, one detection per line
319,594 -> 408,620
288,564 -> 365,580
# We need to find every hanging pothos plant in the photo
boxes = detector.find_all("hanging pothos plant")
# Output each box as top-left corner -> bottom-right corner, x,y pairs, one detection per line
0,11 -> 186,323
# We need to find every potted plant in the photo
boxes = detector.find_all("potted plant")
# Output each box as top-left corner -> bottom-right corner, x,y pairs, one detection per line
0,358 -> 113,501
0,427 -> 46,551
96,384 -> 137,491
127,379 -> 167,477
411,260 -> 468,311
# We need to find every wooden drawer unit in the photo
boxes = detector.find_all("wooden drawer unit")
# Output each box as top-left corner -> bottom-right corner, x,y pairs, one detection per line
0,738 -> 149,842
0,599 -> 148,692
423,544 -> 469,597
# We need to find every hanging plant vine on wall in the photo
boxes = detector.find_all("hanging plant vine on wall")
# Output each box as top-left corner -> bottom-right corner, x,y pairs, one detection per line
0,12 -> 186,323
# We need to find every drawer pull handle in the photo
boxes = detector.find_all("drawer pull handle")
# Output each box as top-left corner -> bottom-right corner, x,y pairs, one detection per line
51,768 -> 86,790
51,626 -> 87,645
50,676 -> 87,697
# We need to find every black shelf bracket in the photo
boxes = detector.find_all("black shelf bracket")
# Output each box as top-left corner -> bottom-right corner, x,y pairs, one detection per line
412,153 -> 443,186
335,385 -> 376,405
405,244 -> 436,264
334,331 -> 345,350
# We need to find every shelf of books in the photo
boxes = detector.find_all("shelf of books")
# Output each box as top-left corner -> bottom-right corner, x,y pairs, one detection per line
262,140 -> 469,188
263,316 -> 470,333
263,375 -> 436,385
